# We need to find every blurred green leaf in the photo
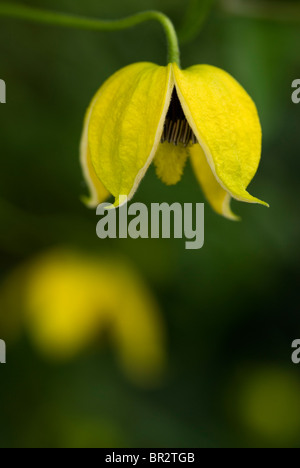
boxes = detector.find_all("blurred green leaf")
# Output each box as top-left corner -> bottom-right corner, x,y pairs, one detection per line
178,0 -> 216,43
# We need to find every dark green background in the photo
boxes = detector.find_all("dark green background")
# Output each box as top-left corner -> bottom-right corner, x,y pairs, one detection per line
0,0 -> 300,448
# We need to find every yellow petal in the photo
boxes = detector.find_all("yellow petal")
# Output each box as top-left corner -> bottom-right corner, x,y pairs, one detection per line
190,144 -> 239,220
89,63 -> 174,207
80,97 -> 110,208
154,142 -> 188,186
110,265 -> 167,386
24,250 -> 112,360
173,64 -> 268,207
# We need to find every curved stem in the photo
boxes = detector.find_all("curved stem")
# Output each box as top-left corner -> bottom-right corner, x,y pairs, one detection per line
0,2 -> 180,65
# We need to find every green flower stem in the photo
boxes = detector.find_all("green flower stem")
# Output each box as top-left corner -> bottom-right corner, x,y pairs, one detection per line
0,2 -> 180,65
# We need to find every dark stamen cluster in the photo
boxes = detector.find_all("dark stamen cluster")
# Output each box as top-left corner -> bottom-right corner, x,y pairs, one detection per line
161,88 -> 197,147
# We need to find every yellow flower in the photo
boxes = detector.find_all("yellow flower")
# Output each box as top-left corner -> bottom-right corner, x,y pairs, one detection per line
0,249 -> 167,385
81,62 -> 268,220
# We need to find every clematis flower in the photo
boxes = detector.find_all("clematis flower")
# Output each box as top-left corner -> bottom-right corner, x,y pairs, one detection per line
0,2 -> 267,219
0,249 -> 167,385
81,63 -> 268,219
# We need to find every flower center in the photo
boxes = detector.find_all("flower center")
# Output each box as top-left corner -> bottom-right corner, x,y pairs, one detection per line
161,87 -> 197,147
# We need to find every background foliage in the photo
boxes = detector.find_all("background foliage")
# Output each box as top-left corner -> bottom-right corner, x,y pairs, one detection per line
0,0 -> 300,448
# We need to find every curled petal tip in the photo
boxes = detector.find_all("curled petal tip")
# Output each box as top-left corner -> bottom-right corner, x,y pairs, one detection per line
225,211 -> 241,222
111,195 -> 129,209
237,193 -> 269,208
80,195 -> 96,209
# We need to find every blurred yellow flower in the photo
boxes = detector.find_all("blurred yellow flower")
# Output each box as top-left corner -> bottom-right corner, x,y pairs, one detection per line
228,366 -> 300,445
0,249 -> 166,385
81,62 -> 268,219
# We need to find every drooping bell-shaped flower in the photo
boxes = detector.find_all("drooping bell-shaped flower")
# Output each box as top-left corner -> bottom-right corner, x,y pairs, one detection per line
81,62 -> 268,219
